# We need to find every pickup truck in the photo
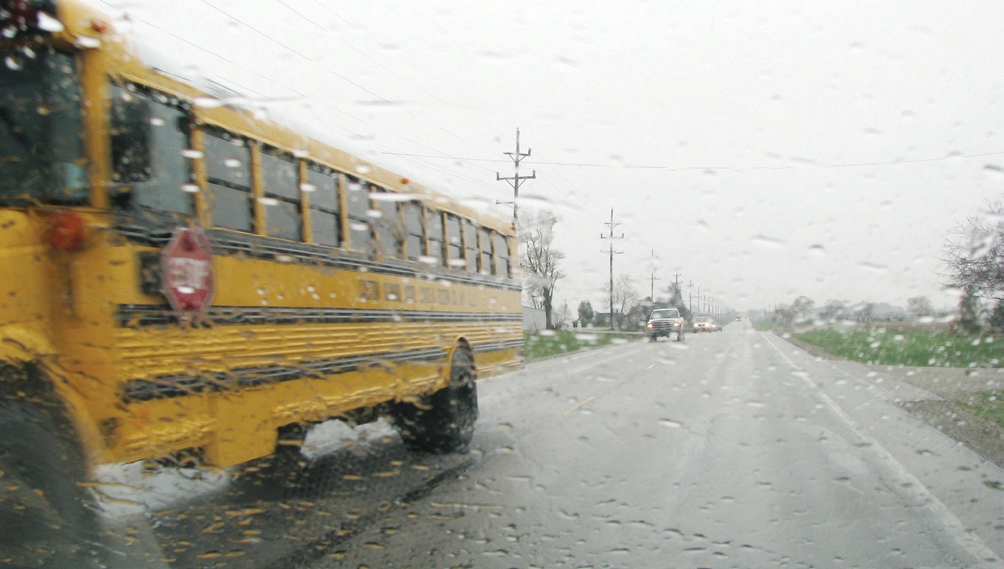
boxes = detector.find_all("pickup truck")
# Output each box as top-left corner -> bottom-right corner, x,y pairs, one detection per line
646,308 -> 687,342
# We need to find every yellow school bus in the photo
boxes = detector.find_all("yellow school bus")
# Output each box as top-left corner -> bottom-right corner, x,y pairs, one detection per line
0,0 -> 521,562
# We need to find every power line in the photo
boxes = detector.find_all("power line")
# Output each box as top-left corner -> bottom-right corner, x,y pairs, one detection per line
198,0 -> 312,61
378,150 -> 1004,171
107,0 -> 526,214
275,0 -> 325,31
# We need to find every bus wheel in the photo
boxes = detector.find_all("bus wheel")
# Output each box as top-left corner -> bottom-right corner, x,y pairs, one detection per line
392,350 -> 478,453
0,389 -> 105,568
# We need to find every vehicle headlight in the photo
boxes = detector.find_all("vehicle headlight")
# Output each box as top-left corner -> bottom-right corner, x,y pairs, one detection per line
646,323 -> 653,328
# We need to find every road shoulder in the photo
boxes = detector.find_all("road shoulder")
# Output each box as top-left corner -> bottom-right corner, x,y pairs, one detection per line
781,334 -> 1004,469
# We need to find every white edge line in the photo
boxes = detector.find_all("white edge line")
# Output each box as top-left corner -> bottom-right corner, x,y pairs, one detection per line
761,332 -> 1002,566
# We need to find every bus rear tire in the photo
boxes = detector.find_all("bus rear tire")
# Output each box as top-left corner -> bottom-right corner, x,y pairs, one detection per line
0,367 -> 105,568
392,349 -> 478,454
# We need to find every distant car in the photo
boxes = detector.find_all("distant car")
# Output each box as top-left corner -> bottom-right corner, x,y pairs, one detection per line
693,316 -> 721,332
646,308 -> 686,342
736,317 -> 742,321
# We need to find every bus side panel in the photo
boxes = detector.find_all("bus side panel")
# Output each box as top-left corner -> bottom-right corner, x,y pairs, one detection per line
0,210 -> 115,468
0,210 -> 56,354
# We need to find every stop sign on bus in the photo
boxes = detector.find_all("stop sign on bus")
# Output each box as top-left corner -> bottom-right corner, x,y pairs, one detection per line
161,227 -> 215,318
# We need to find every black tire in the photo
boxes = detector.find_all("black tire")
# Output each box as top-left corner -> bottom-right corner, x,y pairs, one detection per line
0,366 -> 105,568
649,334 -> 656,343
392,349 -> 478,454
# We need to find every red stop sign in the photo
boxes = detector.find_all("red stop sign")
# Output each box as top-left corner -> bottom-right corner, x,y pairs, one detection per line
161,227 -> 215,318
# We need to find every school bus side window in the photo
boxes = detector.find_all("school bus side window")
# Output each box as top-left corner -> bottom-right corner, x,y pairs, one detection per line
493,232 -> 511,278
307,164 -> 340,246
0,49 -> 87,205
345,176 -> 372,252
463,220 -> 478,272
204,129 -> 252,232
479,228 -> 494,275
110,85 -> 192,215
373,188 -> 403,259
426,207 -> 444,266
402,200 -> 424,261
446,213 -> 464,269
261,146 -> 301,241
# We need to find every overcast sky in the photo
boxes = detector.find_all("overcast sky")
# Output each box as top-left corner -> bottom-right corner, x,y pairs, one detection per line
98,0 -> 1004,312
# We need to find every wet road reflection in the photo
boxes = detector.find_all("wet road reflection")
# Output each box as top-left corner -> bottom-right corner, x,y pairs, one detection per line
141,421 -> 477,568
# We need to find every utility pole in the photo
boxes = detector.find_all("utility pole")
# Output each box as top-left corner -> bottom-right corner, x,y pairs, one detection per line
672,273 -> 681,301
649,250 -> 660,301
600,209 -> 624,331
496,128 -> 535,230
687,280 -> 694,314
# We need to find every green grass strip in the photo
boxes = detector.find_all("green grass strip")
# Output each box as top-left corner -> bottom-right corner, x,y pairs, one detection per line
956,391 -> 1004,429
523,330 -> 636,361
793,328 -> 1003,368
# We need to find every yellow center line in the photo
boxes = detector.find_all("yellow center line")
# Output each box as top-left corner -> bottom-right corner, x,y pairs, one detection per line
563,395 -> 596,416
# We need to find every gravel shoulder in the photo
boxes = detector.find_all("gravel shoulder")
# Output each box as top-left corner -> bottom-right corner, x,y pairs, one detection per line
783,335 -> 1004,468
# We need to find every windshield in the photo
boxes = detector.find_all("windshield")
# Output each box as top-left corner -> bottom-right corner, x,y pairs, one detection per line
650,308 -> 680,319
0,46 -> 87,205
3,2 -> 1004,569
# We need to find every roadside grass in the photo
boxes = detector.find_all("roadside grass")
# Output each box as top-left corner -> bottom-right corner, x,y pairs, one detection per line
523,330 -> 638,360
751,319 -> 780,332
957,391 -> 1004,429
793,328 -> 1003,369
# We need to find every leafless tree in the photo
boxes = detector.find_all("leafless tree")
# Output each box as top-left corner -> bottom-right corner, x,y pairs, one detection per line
554,301 -> 572,329
906,296 -> 934,319
603,274 -> 639,329
819,299 -> 850,321
792,296 -> 815,323
519,209 -> 566,329
943,199 -> 1004,301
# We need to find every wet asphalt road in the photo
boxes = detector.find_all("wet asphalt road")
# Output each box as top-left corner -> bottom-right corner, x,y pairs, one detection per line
129,322 -> 1004,569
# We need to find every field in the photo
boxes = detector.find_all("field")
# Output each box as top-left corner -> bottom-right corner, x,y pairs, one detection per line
793,327 -> 1002,368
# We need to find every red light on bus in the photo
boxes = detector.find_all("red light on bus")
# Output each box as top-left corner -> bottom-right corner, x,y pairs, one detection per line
48,210 -> 86,250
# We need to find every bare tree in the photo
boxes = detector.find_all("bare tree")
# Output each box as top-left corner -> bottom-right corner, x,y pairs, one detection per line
906,296 -> 934,319
819,299 -> 849,321
943,199 -> 1004,301
554,301 -> 572,329
792,296 -> 815,323
519,209 -> 566,329
603,274 -> 638,330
